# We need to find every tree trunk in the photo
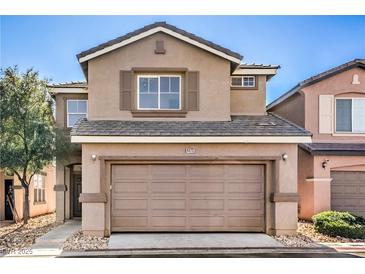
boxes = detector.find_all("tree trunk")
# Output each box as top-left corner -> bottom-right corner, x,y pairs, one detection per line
23,184 -> 30,224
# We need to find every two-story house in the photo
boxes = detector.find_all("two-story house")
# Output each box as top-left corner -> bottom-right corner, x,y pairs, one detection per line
51,22 -> 311,237
268,59 -> 365,220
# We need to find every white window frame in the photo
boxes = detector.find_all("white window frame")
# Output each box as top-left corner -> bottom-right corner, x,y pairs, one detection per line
231,76 -> 256,88
335,98 -> 365,134
33,174 -> 45,203
67,99 -> 88,128
137,75 -> 182,110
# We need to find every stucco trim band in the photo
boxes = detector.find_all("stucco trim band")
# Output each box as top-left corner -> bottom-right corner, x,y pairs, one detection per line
79,193 -> 107,203
71,136 -> 312,144
305,178 -> 333,183
270,192 -> 299,202
54,184 -> 67,192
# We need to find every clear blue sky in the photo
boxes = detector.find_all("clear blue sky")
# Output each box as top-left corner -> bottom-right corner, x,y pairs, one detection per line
1,16 -> 364,103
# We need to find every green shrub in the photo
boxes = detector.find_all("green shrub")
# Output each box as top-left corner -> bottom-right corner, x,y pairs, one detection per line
312,211 -> 365,239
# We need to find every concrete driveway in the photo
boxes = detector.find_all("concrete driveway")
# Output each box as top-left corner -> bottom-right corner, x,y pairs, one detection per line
108,233 -> 283,250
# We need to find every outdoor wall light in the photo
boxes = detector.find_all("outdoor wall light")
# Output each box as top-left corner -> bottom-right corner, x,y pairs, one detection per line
281,153 -> 288,161
91,154 -> 97,161
322,159 -> 329,169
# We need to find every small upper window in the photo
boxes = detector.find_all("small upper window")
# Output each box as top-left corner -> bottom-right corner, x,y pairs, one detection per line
67,100 -> 87,127
336,98 -> 365,133
231,76 -> 256,88
33,174 -> 45,203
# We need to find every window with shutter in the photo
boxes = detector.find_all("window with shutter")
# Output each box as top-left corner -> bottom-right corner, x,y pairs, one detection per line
187,71 -> 199,111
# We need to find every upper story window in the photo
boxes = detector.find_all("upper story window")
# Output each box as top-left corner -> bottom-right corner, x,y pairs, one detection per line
336,98 -> 365,133
137,75 -> 181,110
33,174 -> 45,203
67,100 -> 87,127
231,76 -> 256,88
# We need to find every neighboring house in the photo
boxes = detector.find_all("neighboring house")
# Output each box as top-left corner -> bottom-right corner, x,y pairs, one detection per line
50,22 -> 311,237
0,166 -> 56,222
268,59 -> 365,220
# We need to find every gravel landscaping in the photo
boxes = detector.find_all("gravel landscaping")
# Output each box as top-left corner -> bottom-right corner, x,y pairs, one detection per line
273,220 -> 365,247
0,213 -> 56,253
62,230 -> 109,251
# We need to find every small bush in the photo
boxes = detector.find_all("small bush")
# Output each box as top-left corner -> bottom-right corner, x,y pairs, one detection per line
312,211 -> 365,239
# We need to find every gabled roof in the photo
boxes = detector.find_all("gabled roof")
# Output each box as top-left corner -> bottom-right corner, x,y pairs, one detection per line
77,22 -> 243,77
267,59 -> 365,110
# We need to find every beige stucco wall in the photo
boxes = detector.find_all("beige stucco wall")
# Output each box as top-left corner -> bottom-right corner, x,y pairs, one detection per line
80,143 -> 298,236
230,75 -> 267,115
269,91 -> 305,127
87,32 -> 232,121
303,67 -> 365,142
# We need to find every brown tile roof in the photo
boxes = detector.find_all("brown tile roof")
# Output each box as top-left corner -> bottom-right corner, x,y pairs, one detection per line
267,59 -> 365,110
71,113 -> 311,137
77,22 -> 243,62
239,63 -> 280,69
300,143 -> 365,156
48,81 -> 87,88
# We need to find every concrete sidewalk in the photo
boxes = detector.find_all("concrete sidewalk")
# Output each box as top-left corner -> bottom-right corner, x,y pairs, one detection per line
26,220 -> 80,257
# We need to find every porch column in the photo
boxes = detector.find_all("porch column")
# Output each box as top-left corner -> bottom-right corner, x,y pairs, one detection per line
54,162 -> 67,224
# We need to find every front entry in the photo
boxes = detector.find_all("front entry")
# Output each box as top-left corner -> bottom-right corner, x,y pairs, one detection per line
72,174 -> 82,218
4,179 -> 14,220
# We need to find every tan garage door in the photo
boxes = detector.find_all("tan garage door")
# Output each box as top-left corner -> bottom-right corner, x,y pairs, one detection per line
111,164 -> 265,232
331,171 -> 365,218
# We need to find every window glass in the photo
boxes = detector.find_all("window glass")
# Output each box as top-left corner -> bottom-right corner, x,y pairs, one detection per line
77,101 -> 87,113
160,93 -> 180,109
160,77 -> 170,92
170,77 -> 180,93
68,114 -> 86,127
243,76 -> 255,87
353,99 -> 365,132
138,76 -> 180,110
231,77 -> 242,86
336,99 -> 352,132
67,101 -> 78,112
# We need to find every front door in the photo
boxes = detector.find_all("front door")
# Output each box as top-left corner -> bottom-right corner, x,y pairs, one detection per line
72,174 -> 82,218
5,179 -> 14,220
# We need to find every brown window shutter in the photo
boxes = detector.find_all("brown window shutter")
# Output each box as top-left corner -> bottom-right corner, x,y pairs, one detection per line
120,70 -> 132,110
187,71 -> 199,111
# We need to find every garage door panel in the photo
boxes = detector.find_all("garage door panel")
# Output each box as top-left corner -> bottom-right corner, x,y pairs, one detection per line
112,164 -> 265,232
151,182 -> 186,193
190,182 -> 224,193
151,216 -> 186,227
190,199 -> 224,210
189,165 -> 225,177
151,199 -> 187,210
228,199 -> 263,210
331,171 -> 365,218
228,217 -> 263,227
114,199 -> 148,210
228,182 -> 263,193
190,216 -> 225,227
114,182 -> 148,193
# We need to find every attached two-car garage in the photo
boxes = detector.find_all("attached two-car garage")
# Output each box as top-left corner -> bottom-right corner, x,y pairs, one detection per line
111,164 -> 265,232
